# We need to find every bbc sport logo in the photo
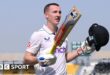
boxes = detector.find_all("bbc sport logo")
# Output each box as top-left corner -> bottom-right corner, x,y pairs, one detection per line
0,64 -> 10,70
0,64 -> 29,70
0,64 -> 3,70
4,64 -> 10,70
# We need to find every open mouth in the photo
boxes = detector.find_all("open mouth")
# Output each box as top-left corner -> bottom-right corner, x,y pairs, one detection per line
55,17 -> 60,22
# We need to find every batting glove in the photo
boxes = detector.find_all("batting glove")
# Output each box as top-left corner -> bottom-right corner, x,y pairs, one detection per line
37,54 -> 56,67
77,36 -> 96,55
81,40 -> 96,54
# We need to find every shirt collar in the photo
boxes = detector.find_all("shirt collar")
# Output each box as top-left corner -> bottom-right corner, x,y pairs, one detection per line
43,24 -> 57,35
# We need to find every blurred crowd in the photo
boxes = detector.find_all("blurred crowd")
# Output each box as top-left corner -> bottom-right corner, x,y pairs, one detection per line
93,59 -> 110,74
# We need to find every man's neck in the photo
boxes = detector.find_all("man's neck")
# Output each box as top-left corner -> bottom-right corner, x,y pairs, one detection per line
47,22 -> 58,33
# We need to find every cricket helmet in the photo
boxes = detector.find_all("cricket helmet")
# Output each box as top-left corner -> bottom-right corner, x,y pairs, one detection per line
88,23 -> 109,51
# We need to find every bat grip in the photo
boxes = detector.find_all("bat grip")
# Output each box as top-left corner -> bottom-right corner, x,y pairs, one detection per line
49,42 -> 57,54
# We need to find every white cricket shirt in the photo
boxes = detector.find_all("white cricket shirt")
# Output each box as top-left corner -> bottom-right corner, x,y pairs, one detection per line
26,25 -> 68,75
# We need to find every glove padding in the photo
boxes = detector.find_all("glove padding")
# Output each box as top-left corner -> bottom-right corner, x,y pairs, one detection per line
37,54 -> 56,67
81,40 -> 96,55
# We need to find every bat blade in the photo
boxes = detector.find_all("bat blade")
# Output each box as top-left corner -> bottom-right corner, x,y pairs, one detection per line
49,6 -> 81,54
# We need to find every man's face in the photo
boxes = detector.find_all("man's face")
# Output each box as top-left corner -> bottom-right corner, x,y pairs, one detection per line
45,5 -> 61,26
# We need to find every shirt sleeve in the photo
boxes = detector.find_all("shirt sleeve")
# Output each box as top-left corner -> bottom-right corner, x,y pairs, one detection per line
26,31 -> 42,54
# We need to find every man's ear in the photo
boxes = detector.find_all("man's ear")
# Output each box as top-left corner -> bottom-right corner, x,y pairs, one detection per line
44,13 -> 48,18
46,15 -> 48,18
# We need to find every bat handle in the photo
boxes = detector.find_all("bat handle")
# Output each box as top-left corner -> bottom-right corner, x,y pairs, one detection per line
49,42 -> 57,54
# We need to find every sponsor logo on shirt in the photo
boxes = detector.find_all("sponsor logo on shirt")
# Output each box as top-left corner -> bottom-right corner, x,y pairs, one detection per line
55,47 -> 66,53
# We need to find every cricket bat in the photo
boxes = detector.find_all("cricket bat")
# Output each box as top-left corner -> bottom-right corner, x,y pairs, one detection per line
49,6 -> 82,54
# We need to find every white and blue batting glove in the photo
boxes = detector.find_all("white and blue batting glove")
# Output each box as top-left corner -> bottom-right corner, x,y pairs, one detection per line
37,54 -> 56,67
81,40 -> 96,55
